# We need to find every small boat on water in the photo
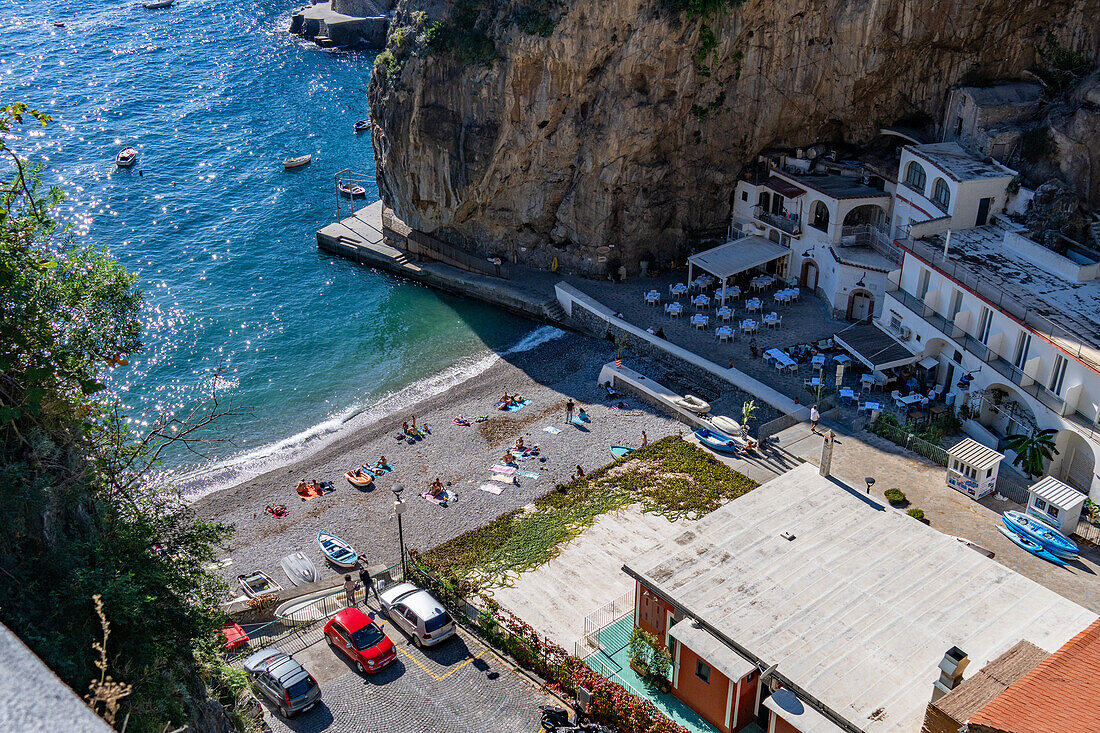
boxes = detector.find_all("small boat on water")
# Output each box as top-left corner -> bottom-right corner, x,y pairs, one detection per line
283,154 -> 311,169
610,444 -> 635,459
317,531 -> 358,568
337,181 -> 366,197
1002,510 -> 1078,559
142,0 -> 174,8
115,147 -> 138,167
693,427 -> 742,455
345,470 -> 374,488
53,21 -> 66,27
997,525 -> 1068,566
279,552 -> 319,587
353,118 -> 371,133
237,570 -> 283,599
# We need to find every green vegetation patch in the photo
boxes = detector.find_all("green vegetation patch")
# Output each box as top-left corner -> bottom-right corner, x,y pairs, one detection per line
662,0 -> 743,19
425,0 -> 498,66
883,488 -> 907,506
511,0 -> 560,37
419,437 -> 757,589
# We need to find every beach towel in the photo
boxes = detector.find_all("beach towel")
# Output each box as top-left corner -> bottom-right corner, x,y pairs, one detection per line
490,464 -> 516,474
473,415 -> 489,422
572,416 -> 590,425
498,399 -> 531,412
265,504 -> 289,518
609,401 -> 632,410
491,474 -> 517,484
422,489 -> 456,505
543,426 -> 562,434
452,417 -> 471,426
478,483 -> 504,495
372,462 -> 394,473
515,470 -> 541,480
297,484 -> 323,501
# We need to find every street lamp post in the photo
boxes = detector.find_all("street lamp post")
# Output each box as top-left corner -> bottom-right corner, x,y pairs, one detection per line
391,483 -> 407,579
865,476 -> 876,495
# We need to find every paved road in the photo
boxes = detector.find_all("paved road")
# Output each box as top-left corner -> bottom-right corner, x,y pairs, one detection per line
261,606 -> 554,733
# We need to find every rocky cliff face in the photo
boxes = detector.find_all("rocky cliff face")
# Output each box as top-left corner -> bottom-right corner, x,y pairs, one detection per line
369,0 -> 1100,274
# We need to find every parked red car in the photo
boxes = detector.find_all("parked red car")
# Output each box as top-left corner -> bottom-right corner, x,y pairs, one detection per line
323,607 -> 396,674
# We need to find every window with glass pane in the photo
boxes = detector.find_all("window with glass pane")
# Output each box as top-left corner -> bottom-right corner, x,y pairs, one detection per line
976,307 -> 993,344
932,179 -> 951,209
1049,354 -> 1067,395
1012,332 -> 1031,370
905,162 -> 927,191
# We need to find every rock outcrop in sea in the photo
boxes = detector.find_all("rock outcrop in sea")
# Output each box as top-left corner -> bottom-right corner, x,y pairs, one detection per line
368,0 -> 1100,274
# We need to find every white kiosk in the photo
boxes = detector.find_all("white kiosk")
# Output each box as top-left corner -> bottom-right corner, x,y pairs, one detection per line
1026,476 -> 1086,535
946,438 -> 1004,500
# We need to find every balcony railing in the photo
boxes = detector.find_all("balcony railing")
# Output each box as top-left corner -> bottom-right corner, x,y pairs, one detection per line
753,205 -> 801,236
887,284 -> 1100,438
840,225 -> 901,264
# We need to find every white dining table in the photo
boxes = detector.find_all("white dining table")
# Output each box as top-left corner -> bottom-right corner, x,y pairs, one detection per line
693,295 -> 711,309
741,320 -> 757,333
666,303 -> 684,317
746,298 -> 761,312
670,283 -> 688,298
691,314 -> 709,329
716,326 -> 733,342
896,393 -> 924,407
812,354 -> 826,368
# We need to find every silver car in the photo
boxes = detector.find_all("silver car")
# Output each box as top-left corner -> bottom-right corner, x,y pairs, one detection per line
242,647 -> 321,718
379,582 -> 456,647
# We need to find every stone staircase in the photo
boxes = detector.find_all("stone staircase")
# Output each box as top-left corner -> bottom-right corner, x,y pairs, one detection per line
543,299 -> 568,324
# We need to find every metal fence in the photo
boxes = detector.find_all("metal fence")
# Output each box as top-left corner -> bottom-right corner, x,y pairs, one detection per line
576,590 -> 634,658
993,471 -> 1031,505
868,419 -> 949,465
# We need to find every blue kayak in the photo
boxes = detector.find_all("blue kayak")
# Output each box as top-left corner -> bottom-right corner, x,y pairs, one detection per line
997,525 -> 1068,566
693,428 -> 741,455
1002,511 -> 1078,560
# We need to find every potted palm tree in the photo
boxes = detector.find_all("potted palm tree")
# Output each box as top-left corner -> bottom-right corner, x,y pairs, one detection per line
1003,428 -> 1060,478
741,399 -> 758,435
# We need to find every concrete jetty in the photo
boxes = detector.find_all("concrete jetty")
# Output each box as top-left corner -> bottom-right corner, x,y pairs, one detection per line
290,0 -> 391,48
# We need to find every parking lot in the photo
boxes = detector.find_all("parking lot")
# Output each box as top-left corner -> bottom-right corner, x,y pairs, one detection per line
260,604 -> 556,733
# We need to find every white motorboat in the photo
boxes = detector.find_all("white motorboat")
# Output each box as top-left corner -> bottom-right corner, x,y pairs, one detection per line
142,0 -> 174,9
353,118 -> 371,133
279,552 -> 319,587
283,154 -> 311,169
115,147 -> 138,167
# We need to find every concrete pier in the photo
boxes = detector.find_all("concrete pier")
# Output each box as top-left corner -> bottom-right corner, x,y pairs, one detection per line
316,201 -> 566,322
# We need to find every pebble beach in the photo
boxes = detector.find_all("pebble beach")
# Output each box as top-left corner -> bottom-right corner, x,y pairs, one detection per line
194,330 -> 686,585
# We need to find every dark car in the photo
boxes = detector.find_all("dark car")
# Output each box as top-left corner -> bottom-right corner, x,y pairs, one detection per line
323,607 -> 397,674
242,647 -> 321,718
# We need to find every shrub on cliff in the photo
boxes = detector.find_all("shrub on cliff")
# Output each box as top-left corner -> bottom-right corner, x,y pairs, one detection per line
0,104 -> 235,732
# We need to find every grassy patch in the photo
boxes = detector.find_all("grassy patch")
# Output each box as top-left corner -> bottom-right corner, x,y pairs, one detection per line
419,437 -> 757,590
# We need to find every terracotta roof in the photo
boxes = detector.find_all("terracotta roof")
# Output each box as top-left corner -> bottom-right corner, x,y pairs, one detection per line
969,618 -> 1100,733
927,640 -> 1047,724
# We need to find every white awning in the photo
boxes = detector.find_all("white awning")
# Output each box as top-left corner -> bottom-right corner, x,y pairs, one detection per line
764,690 -> 847,733
688,236 -> 790,281
947,438 -> 1004,471
669,620 -> 755,683
918,356 -> 940,370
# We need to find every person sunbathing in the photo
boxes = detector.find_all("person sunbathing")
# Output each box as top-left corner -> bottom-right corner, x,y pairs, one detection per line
377,455 -> 388,469
296,479 -> 308,493
402,421 -> 416,437
573,465 -> 585,480
428,478 -> 444,498
514,437 -> 525,451
501,450 -> 516,465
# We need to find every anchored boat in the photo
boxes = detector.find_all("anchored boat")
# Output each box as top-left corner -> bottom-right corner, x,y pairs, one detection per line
337,181 -> 366,197
115,147 -> 138,167
237,570 -> 282,599
353,118 -> 370,133
693,427 -> 742,455
283,154 -> 311,169
142,0 -> 174,8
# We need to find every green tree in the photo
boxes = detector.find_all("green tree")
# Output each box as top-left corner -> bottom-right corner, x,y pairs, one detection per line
1003,428 -> 1060,478
1,104 -> 235,731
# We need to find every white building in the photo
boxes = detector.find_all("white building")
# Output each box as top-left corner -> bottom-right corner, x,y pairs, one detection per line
732,162 -> 897,321
881,219 -> 1100,498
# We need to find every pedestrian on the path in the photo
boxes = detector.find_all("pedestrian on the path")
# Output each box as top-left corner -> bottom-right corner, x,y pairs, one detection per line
810,404 -> 821,434
357,563 -> 381,605
491,256 -> 502,277
343,574 -> 357,606
565,399 -> 574,423
641,430 -> 649,447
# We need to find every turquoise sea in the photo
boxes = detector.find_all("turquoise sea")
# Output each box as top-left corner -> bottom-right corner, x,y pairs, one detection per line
4,0 -> 544,494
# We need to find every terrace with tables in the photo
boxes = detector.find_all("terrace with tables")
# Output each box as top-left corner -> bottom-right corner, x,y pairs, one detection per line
569,264 -> 962,434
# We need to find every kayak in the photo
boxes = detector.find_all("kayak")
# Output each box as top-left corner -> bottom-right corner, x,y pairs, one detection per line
997,525 -> 1068,566
1002,510 -> 1078,559
610,445 -> 635,459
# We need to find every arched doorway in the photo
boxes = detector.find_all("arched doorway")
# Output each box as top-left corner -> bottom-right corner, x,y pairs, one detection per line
842,203 -> 889,230
846,288 -> 874,321
1054,430 -> 1096,494
800,259 -> 819,291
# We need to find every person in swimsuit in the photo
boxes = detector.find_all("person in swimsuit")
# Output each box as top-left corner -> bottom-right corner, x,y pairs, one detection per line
428,477 -> 444,498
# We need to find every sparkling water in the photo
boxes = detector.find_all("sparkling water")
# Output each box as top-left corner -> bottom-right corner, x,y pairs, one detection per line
4,0 -> 539,493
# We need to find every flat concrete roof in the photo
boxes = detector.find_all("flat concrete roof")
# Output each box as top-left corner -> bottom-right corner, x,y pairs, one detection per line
834,322 -> 917,371
906,143 -> 1015,182
907,227 -> 1100,370
0,623 -> 111,733
780,171 -> 892,201
624,463 -> 1097,733
669,620 -> 755,682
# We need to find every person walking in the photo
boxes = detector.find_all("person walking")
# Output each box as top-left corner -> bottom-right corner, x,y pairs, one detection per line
343,574 -> 357,606
565,399 -> 575,424
810,404 -> 821,434
358,563 -> 381,606
640,430 -> 649,447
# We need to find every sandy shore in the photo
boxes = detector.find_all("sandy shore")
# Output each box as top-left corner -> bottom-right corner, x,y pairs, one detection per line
194,330 -> 686,586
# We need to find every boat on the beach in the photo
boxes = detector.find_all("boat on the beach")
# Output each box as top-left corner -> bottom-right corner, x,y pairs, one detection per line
1002,510 -> 1078,559
610,444 -> 635,459
353,118 -> 371,133
317,531 -> 358,568
345,470 -> 374,488
142,0 -> 174,8
674,394 -> 711,415
997,525 -> 1068,566
710,415 -> 741,436
693,427 -> 742,455
279,552 -> 319,587
337,181 -> 366,197
237,570 -> 283,599
115,147 -> 138,167
283,154 -> 311,169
